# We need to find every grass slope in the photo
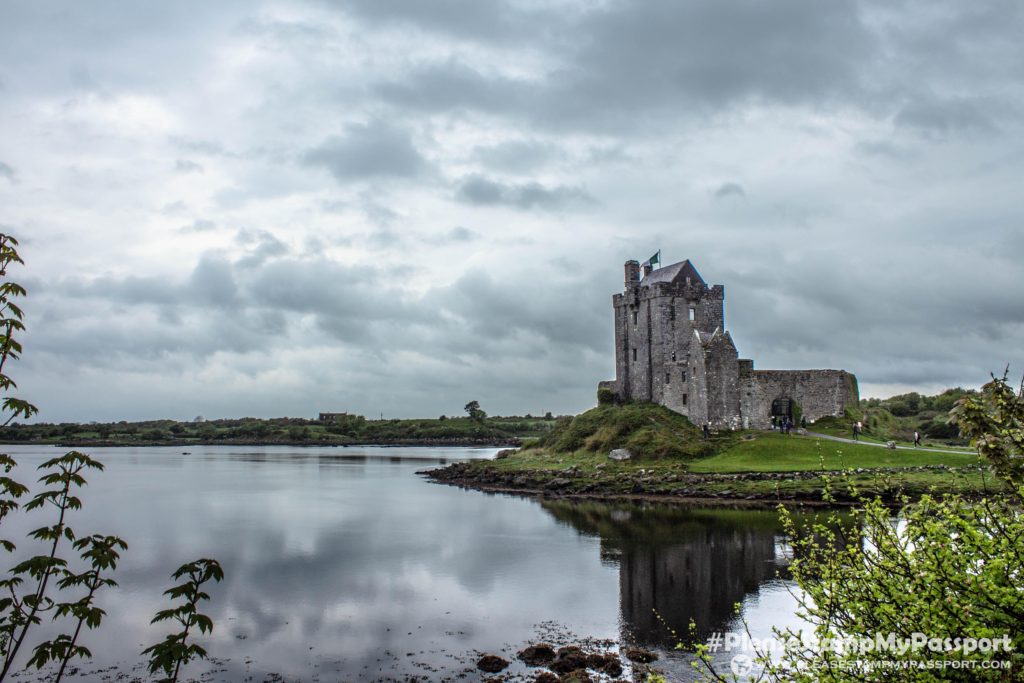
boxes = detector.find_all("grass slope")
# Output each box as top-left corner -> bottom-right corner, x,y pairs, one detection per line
449,402 -> 994,502
689,432 -> 981,473
530,402 -> 725,460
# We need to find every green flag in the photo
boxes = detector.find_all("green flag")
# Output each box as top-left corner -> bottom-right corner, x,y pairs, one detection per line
641,250 -> 661,269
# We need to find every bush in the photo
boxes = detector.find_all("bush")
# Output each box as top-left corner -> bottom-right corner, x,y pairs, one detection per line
687,374 -> 1024,681
596,387 -> 617,406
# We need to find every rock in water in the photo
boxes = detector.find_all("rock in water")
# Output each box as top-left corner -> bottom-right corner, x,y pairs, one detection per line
586,653 -> 623,677
624,647 -> 658,663
477,654 -> 510,673
608,449 -> 633,461
519,643 -> 557,667
550,646 -> 590,673
558,670 -> 592,683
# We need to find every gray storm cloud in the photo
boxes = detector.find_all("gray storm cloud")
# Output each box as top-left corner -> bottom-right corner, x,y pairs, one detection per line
0,0 -> 1021,421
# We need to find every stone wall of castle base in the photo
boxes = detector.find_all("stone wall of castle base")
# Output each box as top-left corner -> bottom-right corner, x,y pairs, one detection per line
740,370 -> 858,429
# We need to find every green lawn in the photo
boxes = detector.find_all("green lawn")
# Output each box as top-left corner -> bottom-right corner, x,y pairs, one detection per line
806,418 -> 971,452
689,432 -> 982,473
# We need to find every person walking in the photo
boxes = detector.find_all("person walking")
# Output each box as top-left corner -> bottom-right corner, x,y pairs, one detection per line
703,422 -> 710,439
914,431 -> 921,447
852,421 -> 860,441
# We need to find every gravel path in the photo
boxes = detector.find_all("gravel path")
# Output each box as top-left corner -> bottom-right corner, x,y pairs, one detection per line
803,431 -> 973,455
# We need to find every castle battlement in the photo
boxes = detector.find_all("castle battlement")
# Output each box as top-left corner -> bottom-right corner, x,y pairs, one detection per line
602,259 -> 858,429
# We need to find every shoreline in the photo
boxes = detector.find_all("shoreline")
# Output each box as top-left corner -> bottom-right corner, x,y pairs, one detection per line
421,474 -> 842,508
422,458 -> 990,507
0,438 -> 519,449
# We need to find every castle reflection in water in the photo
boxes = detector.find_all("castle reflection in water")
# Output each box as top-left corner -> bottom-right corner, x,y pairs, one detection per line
540,501 -> 803,646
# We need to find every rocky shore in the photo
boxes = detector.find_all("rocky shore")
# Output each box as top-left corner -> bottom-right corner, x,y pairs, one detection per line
424,459 -> 988,506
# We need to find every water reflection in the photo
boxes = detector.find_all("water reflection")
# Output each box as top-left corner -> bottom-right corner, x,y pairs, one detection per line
0,445 -> 814,681
540,501 -> 792,646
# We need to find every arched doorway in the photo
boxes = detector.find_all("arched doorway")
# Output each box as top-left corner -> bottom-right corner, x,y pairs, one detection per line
771,397 -> 792,419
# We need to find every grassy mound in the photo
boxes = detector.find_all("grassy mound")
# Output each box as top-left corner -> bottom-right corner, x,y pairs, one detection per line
530,402 -> 716,459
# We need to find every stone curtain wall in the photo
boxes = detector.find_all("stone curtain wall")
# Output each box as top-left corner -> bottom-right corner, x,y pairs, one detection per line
739,369 -> 859,429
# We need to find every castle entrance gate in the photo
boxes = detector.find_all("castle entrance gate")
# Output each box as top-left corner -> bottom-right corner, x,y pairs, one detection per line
771,398 -> 792,419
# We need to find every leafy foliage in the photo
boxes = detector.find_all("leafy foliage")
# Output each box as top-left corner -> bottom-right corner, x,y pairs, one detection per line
683,373 -> 1024,681
950,371 -> 1024,492
464,400 -> 487,422
0,235 -> 37,428
0,451 -> 109,681
26,534 -> 127,680
0,235 -> 222,683
851,387 -> 979,445
142,559 -> 224,683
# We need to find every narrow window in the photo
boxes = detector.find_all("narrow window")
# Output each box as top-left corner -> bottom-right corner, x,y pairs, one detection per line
665,373 -> 670,384
669,304 -> 675,321
682,394 -> 688,405
688,308 -> 696,321
632,311 -> 638,325
681,370 -> 687,382
685,276 -> 691,285
632,347 -> 637,361
670,351 -> 676,362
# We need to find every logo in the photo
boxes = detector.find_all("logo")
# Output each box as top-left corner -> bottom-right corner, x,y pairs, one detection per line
730,654 -> 754,676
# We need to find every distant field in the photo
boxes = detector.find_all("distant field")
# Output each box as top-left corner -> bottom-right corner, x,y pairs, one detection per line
689,432 -> 982,473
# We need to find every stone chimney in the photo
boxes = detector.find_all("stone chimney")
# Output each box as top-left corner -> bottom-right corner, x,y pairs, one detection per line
624,260 -> 640,287
642,263 -> 653,278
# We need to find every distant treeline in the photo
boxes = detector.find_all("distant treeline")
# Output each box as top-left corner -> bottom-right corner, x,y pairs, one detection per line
857,387 -> 976,443
0,387 -> 978,447
0,413 -> 560,446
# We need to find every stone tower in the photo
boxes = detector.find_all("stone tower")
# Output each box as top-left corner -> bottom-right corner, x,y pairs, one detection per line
600,259 -> 858,428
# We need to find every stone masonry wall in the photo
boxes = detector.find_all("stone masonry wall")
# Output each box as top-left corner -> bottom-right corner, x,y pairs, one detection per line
704,334 -> 741,428
739,369 -> 859,429
605,260 -> 858,431
613,277 -> 724,411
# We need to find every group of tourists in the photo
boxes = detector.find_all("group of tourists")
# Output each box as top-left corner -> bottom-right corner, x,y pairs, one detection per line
854,421 -> 923,447
771,415 -> 800,435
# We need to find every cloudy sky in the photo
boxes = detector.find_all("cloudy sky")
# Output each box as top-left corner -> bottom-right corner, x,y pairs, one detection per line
2,0 -> 1022,423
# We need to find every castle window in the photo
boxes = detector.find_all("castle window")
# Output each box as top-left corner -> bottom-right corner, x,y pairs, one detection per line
671,351 -> 676,362
632,347 -> 637,362
669,304 -> 675,322
688,308 -> 696,321
632,311 -> 638,325
681,370 -> 687,382
682,394 -> 688,405
665,373 -> 670,384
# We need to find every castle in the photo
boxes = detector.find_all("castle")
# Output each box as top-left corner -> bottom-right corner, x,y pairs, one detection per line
598,259 -> 858,429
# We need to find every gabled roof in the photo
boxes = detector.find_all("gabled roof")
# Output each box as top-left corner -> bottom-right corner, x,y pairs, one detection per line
641,259 -> 706,287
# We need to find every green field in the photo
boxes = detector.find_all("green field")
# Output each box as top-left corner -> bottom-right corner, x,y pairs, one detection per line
432,401 -> 994,503
689,432 -> 982,472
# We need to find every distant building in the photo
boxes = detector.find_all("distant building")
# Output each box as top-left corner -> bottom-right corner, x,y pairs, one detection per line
599,259 -> 858,429
318,412 -> 349,423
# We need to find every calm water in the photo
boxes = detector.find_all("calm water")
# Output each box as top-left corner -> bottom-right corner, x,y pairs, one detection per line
0,445 -> 805,681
